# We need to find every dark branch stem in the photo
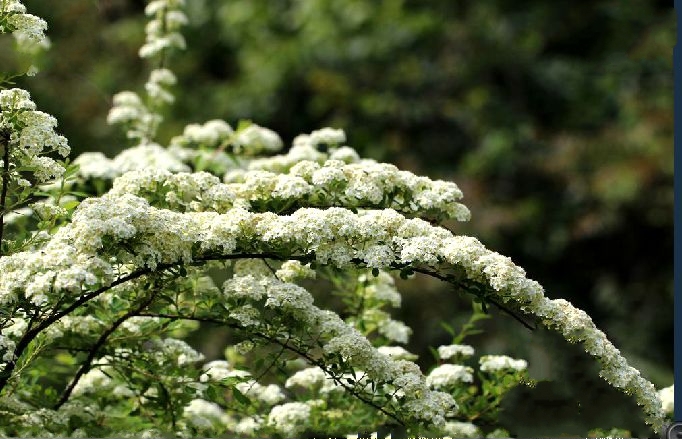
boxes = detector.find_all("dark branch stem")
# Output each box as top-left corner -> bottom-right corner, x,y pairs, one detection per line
413,267 -> 536,331
0,130 -> 10,257
54,292 -> 158,409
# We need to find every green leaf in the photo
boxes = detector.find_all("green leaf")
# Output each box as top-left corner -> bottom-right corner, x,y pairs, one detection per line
62,200 -> 80,211
236,119 -> 253,131
232,387 -> 251,406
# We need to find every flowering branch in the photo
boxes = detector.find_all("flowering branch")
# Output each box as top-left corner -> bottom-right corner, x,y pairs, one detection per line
135,311 -> 406,427
0,252 -> 313,395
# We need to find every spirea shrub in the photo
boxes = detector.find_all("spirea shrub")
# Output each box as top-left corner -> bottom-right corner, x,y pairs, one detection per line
0,1 -> 673,437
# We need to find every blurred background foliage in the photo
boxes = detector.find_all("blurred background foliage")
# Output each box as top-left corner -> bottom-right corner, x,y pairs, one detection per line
8,0 -> 673,436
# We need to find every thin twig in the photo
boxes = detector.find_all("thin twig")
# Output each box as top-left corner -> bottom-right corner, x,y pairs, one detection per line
54,291 -> 158,409
0,130 -> 10,257
413,267 -> 536,331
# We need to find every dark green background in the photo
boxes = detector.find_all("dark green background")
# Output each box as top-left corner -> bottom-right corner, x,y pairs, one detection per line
7,0 -> 673,436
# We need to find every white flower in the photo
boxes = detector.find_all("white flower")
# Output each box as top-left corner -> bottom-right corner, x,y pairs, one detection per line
71,368 -> 112,396
7,12 -> 49,52
377,346 -> 417,361
235,381 -> 285,406
426,364 -> 474,389
145,68 -> 177,104
74,152 -> 118,179
438,344 -> 475,360
234,124 -> 283,154
201,360 -> 231,382
285,366 -> 327,390
171,119 -> 234,149
309,127 -> 346,145
658,384 -> 674,415
182,399 -> 229,430
378,319 -> 412,344
233,416 -> 262,435
267,402 -> 311,437
441,421 -> 481,438
479,355 -> 528,372
275,260 -> 316,282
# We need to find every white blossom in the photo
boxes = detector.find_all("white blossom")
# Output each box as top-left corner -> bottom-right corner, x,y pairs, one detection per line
235,381 -> 286,406
479,355 -> 528,372
441,421 -> 481,438
182,399 -> 229,430
426,364 -> 474,389
377,346 -> 417,361
285,366 -> 327,390
267,402 -> 311,437
658,384 -> 673,415
438,344 -> 475,360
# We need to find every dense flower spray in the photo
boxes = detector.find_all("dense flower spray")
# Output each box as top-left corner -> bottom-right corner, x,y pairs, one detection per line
0,0 -> 671,437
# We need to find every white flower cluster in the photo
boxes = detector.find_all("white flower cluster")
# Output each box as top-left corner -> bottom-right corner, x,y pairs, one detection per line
438,344 -> 475,360
107,91 -> 161,143
139,0 -> 187,59
182,398 -> 230,430
0,180 -> 666,431
658,384 -> 673,415
0,334 -> 16,371
359,271 -> 402,307
228,159 -> 470,221
0,89 -> 69,185
152,338 -> 205,366
377,346 -> 417,361
0,1 -> 49,53
245,128 -> 357,174
377,318 -> 412,344
266,402 -> 311,437
426,364 -> 474,389
222,266 -> 455,426
233,124 -> 284,155
275,260 -> 316,282
479,354 -> 528,373
440,421 -> 482,438
285,366 -> 328,390
285,366 -> 372,395
528,297 -> 664,430
169,120 -> 284,158
145,68 -> 177,105
235,381 -> 286,406
107,1 -> 186,143
75,145 -> 189,181
43,315 -> 105,341
170,119 -> 233,149
101,163 -> 469,222
71,368 -> 112,396
199,360 -> 231,382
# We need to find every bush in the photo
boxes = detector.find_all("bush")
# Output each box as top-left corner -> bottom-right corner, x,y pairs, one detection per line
0,1 -> 672,437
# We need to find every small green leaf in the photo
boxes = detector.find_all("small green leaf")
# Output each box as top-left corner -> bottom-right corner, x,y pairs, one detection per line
232,387 -> 250,406
62,200 -> 80,210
